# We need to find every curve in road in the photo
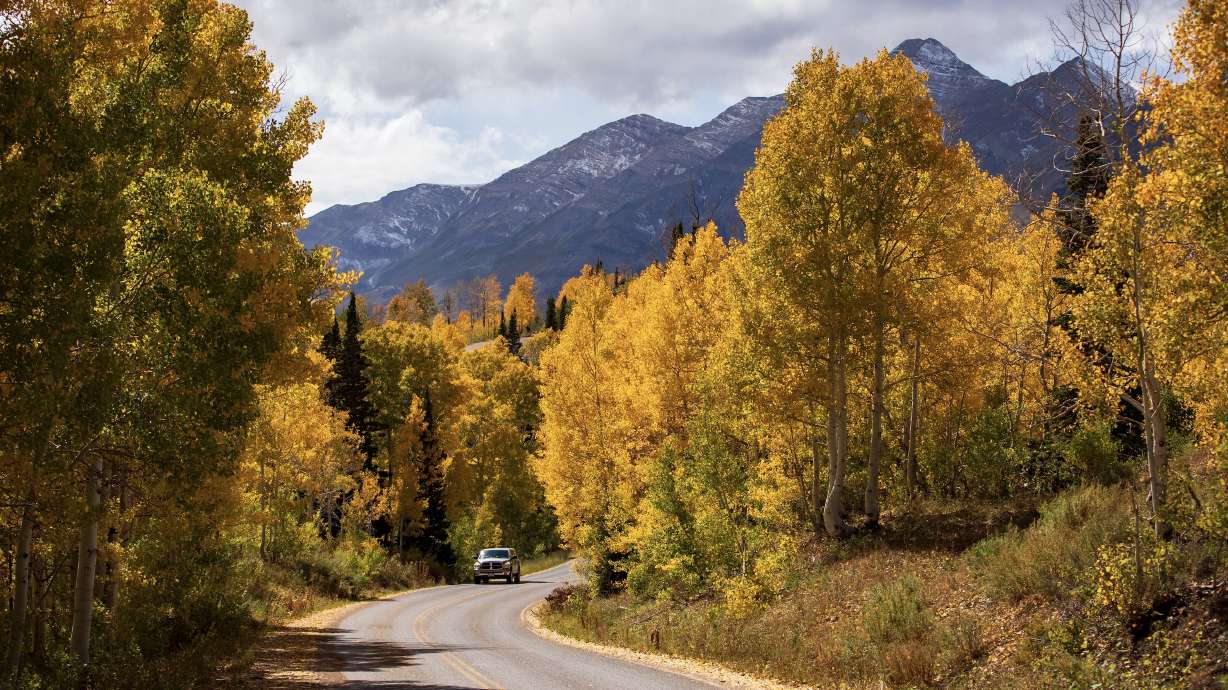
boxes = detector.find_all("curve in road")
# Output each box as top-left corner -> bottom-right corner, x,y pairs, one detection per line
319,561 -> 716,689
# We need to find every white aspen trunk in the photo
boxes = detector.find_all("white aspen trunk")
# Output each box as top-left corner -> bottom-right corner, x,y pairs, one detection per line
1143,365 -> 1169,538
70,457 -> 102,668
823,334 -> 850,538
905,337 -> 921,499
1128,220 -> 1168,538
5,499 -> 34,678
810,408 -> 823,533
865,320 -> 884,528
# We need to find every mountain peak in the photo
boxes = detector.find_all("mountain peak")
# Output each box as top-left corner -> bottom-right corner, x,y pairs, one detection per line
893,38 -> 997,103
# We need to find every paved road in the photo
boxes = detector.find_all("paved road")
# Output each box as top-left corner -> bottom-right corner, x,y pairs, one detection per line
319,561 -> 716,689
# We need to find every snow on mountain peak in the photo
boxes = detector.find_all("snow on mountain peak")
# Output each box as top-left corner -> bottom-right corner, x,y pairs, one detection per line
893,38 -> 994,101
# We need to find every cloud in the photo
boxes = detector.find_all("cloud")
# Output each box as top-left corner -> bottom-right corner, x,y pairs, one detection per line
296,112 -> 523,213
233,0 -> 1181,213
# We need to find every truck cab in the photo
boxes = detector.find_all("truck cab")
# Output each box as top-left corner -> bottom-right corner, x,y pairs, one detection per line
473,547 -> 521,583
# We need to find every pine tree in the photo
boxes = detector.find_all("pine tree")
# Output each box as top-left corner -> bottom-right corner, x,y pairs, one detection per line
414,390 -> 455,573
1050,113 -> 1143,461
1057,114 -> 1110,266
545,297 -> 558,331
320,317 -> 341,361
506,310 -> 521,356
326,293 -> 379,464
497,311 -> 507,339
668,222 -> 686,257
558,296 -> 570,330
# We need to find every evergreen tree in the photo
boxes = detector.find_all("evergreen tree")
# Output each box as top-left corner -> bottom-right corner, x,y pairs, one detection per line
668,222 -> 686,256
1057,114 -> 1110,267
1049,113 -> 1143,462
545,297 -> 558,331
506,310 -> 521,356
497,311 -> 507,339
413,390 -> 455,574
326,293 -> 379,464
320,317 -> 341,361
558,296 -> 570,330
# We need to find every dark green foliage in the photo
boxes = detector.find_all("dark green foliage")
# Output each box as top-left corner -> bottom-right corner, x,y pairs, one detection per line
1057,114 -> 1110,262
558,296 -> 570,330
320,318 -> 341,361
413,391 -> 455,575
497,311 -> 507,339
669,222 -> 687,256
545,297 -> 558,331
506,310 -> 521,356
326,293 -> 379,463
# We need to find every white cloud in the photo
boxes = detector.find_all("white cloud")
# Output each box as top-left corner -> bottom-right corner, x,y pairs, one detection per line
297,112 -> 522,213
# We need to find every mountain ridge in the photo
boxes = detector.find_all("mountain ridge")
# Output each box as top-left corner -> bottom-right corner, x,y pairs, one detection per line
299,39 -> 1097,302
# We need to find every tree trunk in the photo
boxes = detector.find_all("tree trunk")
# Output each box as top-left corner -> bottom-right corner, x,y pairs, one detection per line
905,337 -> 921,499
259,450 -> 267,562
70,457 -> 102,668
865,321 -> 885,528
5,498 -> 34,678
823,334 -> 850,538
1142,365 -> 1169,538
810,414 -> 823,534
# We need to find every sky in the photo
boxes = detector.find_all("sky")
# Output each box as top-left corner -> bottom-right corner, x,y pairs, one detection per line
232,0 -> 1182,215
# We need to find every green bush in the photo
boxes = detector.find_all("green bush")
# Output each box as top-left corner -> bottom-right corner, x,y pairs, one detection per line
1063,422 -> 1127,485
862,575 -> 932,644
966,484 -> 1128,601
1091,536 -> 1182,621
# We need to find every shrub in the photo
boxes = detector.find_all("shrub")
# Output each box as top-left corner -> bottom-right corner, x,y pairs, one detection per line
967,485 -> 1128,601
1063,422 -> 1127,485
884,638 -> 939,686
863,575 -> 932,645
940,615 -> 987,671
1091,536 -> 1182,622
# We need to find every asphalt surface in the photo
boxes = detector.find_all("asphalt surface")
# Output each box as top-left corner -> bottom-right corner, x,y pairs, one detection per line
319,561 -> 716,689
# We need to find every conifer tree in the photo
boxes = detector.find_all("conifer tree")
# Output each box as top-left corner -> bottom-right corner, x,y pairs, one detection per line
668,222 -> 687,257
414,390 -> 455,573
497,311 -> 507,339
327,293 -> 378,464
320,317 -> 341,361
506,310 -> 522,356
545,297 -> 558,331
1057,114 -> 1111,273
558,296 -> 570,330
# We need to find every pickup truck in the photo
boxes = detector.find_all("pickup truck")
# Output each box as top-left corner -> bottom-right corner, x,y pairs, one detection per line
473,547 -> 521,584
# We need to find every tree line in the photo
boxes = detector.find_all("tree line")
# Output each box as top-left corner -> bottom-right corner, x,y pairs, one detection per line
535,3 -> 1228,600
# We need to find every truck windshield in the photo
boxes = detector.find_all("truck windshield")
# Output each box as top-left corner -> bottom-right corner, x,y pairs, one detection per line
479,549 -> 510,559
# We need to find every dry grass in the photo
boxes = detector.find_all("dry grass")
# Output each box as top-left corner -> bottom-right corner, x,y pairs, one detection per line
521,550 -> 570,575
539,492 -> 1140,689
541,538 -> 1018,688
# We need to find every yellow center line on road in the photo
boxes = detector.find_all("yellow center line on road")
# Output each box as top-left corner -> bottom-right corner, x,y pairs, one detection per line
412,588 -> 504,690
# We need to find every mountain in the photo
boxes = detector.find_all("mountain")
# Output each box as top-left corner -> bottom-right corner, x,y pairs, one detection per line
302,39 -> 1104,302
300,183 -> 477,281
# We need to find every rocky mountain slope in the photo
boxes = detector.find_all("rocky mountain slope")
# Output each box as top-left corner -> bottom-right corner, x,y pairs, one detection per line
300,39 -> 1097,302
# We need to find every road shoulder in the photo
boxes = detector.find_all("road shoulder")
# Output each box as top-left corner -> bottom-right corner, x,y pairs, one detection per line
521,600 -> 806,690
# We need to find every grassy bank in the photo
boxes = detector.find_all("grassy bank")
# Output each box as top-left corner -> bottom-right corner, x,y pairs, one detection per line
522,550 -> 571,575
539,486 -> 1228,689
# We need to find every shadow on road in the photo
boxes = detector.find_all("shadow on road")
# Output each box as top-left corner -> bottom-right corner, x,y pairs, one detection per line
338,677 -> 476,682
